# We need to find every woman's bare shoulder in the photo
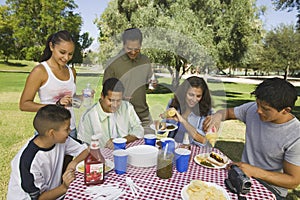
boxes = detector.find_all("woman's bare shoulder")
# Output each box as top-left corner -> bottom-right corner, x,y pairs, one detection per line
32,63 -> 45,71
28,63 -> 48,80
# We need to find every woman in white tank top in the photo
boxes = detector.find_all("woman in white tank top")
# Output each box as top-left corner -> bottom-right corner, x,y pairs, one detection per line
19,30 -> 79,138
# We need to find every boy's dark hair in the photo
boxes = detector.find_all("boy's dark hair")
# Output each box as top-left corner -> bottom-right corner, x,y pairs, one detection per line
102,78 -> 125,97
33,105 -> 71,135
252,77 -> 298,111
40,30 -> 74,62
170,76 -> 212,116
122,28 -> 143,44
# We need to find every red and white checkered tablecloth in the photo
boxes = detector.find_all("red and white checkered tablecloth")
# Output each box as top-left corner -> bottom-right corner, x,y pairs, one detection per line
65,139 -> 276,200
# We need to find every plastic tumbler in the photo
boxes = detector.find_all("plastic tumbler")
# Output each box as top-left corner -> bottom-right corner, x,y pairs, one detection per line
112,149 -> 128,175
144,134 -> 156,146
113,138 -> 127,150
72,96 -> 82,108
175,148 -> 191,172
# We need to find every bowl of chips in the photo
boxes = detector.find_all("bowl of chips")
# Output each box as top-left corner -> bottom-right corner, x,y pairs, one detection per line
181,180 -> 230,200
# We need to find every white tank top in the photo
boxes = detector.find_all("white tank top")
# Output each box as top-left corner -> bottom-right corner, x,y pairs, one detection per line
38,61 -> 76,130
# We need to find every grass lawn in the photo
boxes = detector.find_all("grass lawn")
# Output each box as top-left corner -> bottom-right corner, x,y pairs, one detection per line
0,60 -> 300,199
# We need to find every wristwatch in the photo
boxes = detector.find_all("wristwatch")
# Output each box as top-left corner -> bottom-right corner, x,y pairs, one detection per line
56,99 -> 64,107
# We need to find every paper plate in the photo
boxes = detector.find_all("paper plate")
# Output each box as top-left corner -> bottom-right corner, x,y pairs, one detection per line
181,181 -> 231,200
76,159 -> 114,173
150,123 -> 178,132
194,153 -> 229,169
126,145 -> 158,167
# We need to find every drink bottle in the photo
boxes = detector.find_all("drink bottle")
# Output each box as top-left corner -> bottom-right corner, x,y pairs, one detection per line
83,83 -> 93,107
206,126 -> 218,147
180,132 -> 191,150
148,74 -> 156,90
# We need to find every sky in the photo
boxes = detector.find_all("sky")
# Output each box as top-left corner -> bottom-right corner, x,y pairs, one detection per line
74,0 -> 110,50
0,0 -> 298,50
76,0 -> 298,50
257,0 -> 298,29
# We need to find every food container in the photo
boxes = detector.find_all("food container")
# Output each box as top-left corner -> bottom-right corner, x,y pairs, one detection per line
126,145 -> 159,167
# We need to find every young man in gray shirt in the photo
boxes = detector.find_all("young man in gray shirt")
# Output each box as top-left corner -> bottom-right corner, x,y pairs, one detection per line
204,77 -> 300,199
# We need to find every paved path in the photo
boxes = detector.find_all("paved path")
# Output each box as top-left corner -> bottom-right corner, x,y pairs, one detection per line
1,70 -> 299,86
215,76 -> 300,86
157,73 -> 300,86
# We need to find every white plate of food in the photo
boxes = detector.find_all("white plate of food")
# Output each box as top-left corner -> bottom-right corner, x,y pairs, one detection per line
181,180 -> 231,200
76,159 -> 114,174
194,152 -> 229,169
150,122 -> 178,132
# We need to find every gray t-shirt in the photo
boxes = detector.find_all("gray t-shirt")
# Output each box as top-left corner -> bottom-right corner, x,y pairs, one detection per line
234,102 -> 300,197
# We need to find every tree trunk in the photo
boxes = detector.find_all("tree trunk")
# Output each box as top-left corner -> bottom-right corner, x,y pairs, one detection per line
244,68 -> 248,76
284,63 -> 289,80
172,70 -> 180,90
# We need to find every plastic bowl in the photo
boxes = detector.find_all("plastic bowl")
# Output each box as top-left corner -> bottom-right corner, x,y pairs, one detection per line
126,145 -> 159,167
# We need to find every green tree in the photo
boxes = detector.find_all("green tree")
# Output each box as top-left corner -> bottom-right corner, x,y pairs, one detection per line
0,5 -> 16,61
261,24 -> 300,79
211,0 -> 263,75
4,0 -> 92,63
71,32 -> 93,65
96,0 -> 262,87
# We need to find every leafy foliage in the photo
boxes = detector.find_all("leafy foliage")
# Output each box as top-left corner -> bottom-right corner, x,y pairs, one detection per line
261,24 -> 300,78
0,0 -> 93,63
0,5 -> 16,61
95,0 -> 263,87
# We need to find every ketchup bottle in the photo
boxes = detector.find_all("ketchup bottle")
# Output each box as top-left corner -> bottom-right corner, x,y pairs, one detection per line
84,135 -> 105,185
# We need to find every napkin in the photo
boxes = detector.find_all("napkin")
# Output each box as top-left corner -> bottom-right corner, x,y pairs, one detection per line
85,184 -> 124,200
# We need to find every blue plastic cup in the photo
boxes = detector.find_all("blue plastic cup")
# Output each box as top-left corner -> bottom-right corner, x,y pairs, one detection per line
144,134 -> 157,146
112,149 -> 128,175
175,148 -> 191,172
161,138 -> 175,153
113,138 -> 127,150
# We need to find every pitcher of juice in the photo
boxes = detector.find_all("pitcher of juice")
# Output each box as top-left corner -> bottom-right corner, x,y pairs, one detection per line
156,144 -> 174,179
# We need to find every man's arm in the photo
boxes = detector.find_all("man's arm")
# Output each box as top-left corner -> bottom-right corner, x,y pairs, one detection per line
127,103 -> 144,138
77,115 -> 93,145
235,160 -> 300,189
203,108 -> 237,132
124,135 -> 138,143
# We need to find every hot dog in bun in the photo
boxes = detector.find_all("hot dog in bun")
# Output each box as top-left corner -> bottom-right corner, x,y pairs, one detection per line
207,152 -> 228,167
